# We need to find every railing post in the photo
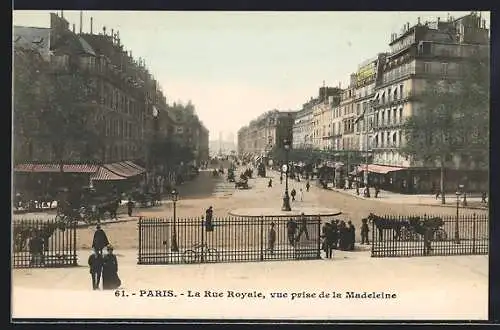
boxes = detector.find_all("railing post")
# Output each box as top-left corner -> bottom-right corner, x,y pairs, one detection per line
316,217 -> 321,259
138,217 -> 142,264
201,217 -> 205,263
472,213 -> 476,254
260,216 -> 264,261
72,219 -> 77,266
371,218 -> 375,256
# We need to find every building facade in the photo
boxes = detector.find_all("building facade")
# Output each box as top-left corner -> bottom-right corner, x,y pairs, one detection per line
237,110 -> 295,158
369,12 -> 489,192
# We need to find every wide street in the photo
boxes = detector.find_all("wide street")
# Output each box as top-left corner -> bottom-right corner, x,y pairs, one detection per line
63,164 -> 487,251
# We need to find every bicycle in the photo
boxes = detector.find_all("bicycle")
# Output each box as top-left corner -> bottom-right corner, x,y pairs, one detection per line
182,242 -> 220,264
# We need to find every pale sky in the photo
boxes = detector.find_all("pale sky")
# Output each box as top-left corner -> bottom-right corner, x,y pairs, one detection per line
13,11 -> 490,142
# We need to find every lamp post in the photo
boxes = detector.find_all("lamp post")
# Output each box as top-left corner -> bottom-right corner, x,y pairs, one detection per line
171,188 -> 179,252
281,139 -> 292,211
454,184 -> 463,244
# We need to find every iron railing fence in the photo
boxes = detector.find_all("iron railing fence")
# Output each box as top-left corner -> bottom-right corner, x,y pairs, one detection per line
12,219 -> 78,268
138,215 -> 329,265
370,213 -> 489,257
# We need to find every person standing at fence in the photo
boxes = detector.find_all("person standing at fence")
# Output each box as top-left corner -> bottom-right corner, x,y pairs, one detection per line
286,218 -> 298,247
127,198 -> 134,217
92,224 -> 109,255
347,221 -> 356,250
324,223 -> 336,259
29,230 -> 45,266
360,218 -> 370,244
331,220 -> 339,249
205,206 -> 214,232
88,249 -> 104,290
423,226 -> 433,255
102,245 -> 121,290
267,222 -> 276,254
296,213 -> 310,242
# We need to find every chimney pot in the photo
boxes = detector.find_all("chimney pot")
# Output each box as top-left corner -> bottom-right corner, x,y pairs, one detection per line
72,24 -> 75,33
103,26 -> 107,35
90,17 -> 93,34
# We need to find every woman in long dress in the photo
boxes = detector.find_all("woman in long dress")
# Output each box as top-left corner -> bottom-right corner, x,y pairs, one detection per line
102,245 -> 121,290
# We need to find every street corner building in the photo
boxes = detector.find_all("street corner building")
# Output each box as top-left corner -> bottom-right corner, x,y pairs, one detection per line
13,12 -> 209,195
237,12 -> 489,195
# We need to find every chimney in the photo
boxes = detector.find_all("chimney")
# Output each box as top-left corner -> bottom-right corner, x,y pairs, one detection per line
111,29 -> 114,42
90,17 -> 93,34
79,11 -> 83,34
438,17 -> 440,24
72,24 -> 75,33
116,30 -> 120,46
103,26 -> 107,35
418,17 -> 421,25
61,10 -> 64,18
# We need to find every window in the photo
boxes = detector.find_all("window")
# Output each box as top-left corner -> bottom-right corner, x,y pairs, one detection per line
387,110 -> 391,124
381,112 -> 385,125
393,108 -> 397,124
399,108 -> 403,122
424,62 -> 431,73
441,62 -> 448,75
399,85 -> 403,99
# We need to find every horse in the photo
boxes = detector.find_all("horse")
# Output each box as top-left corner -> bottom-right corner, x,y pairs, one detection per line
408,216 -> 446,241
367,213 -> 410,241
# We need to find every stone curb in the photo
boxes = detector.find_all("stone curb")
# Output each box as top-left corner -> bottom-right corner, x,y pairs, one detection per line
327,188 -> 488,211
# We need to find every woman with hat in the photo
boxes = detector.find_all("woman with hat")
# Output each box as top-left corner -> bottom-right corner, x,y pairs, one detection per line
102,245 -> 121,290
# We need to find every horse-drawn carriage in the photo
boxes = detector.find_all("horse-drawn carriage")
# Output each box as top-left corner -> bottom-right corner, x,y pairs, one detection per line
235,178 -> 249,189
367,213 -> 448,242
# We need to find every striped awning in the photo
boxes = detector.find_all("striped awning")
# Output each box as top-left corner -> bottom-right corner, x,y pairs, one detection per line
13,163 -> 35,172
124,161 -> 146,174
357,164 -> 406,174
103,161 -> 145,178
90,167 -> 127,181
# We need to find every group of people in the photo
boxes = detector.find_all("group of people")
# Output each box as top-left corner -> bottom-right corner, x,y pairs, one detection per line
89,224 -> 121,290
320,220 -> 361,258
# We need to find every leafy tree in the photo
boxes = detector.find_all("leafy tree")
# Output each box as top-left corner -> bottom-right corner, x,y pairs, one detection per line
402,47 -> 489,204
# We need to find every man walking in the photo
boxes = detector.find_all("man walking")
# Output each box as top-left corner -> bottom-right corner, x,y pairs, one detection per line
205,206 -> 214,231
299,188 -> 304,202
88,249 -> 104,290
290,188 -> 296,201
92,224 -> 109,255
305,181 -> 310,192
268,178 -> 273,188
126,198 -> 134,217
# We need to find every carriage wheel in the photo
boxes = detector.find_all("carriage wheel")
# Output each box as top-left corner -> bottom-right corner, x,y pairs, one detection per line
434,229 -> 447,241
206,248 -> 221,263
182,250 -> 198,264
400,228 -> 412,241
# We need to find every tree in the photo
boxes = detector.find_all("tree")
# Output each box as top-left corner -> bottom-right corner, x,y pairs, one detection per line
402,48 -> 489,204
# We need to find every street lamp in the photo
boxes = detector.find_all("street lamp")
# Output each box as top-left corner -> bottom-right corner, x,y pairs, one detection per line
454,184 -> 464,244
281,139 -> 292,211
171,188 -> 179,252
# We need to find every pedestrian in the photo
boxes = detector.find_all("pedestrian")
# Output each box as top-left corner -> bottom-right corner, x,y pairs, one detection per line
347,221 -> 356,251
205,206 -> 214,231
286,218 -> 297,246
331,220 -> 339,250
374,185 -> 380,198
29,230 -> 45,266
296,213 -> 310,241
110,198 -> 119,220
355,182 -> 360,195
88,248 -> 104,290
435,190 -> 441,200
299,188 -> 304,202
338,221 -> 347,250
126,198 -> 134,217
481,192 -> 487,203
268,178 -> 273,188
290,188 -> 296,201
324,223 -> 336,259
320,222 -> 330,256
360,218 -> 370,244
92,224 -> 109,255
268,222 -> 276,254
306,181 -> 310,192
102,245 -> 121,290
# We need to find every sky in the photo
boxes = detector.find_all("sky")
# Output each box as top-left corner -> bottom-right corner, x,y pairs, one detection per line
12,11 -> 490,142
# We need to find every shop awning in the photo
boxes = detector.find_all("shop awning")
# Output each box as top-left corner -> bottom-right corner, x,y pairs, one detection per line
103,161 -> 145,178
90,167 -> 127,181
357,164 -> 406,174
123,161 -> 146,174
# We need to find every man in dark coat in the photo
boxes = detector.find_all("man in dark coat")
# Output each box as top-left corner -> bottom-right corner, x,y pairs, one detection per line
102,245 -> 121,290
29,230 -> 45,266
330,220 -> 339,249
290,188 -> 296,201
286,218 -> 297,246
306,181 -> 310,192
338,221 -> 347,250
126,198 -> 134,217
268,178 -> 273,188
323,223 -> 336,259
88,249 -> 104,290
347,221 -> 356,251
205,206 -> 214,231
92,224 -> 109,255
360,218 -> 370,244
267,222 -> 276,254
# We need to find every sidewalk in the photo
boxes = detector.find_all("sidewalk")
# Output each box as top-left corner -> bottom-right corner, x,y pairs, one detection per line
12,248 -> 488,320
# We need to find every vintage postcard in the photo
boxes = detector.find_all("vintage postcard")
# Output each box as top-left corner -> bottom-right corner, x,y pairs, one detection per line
11,10 -> 490,321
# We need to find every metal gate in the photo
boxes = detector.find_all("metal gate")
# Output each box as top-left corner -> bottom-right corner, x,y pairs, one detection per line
370,213 -> 489,257
12,219 -> 78,268
138,216 -> 322,264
